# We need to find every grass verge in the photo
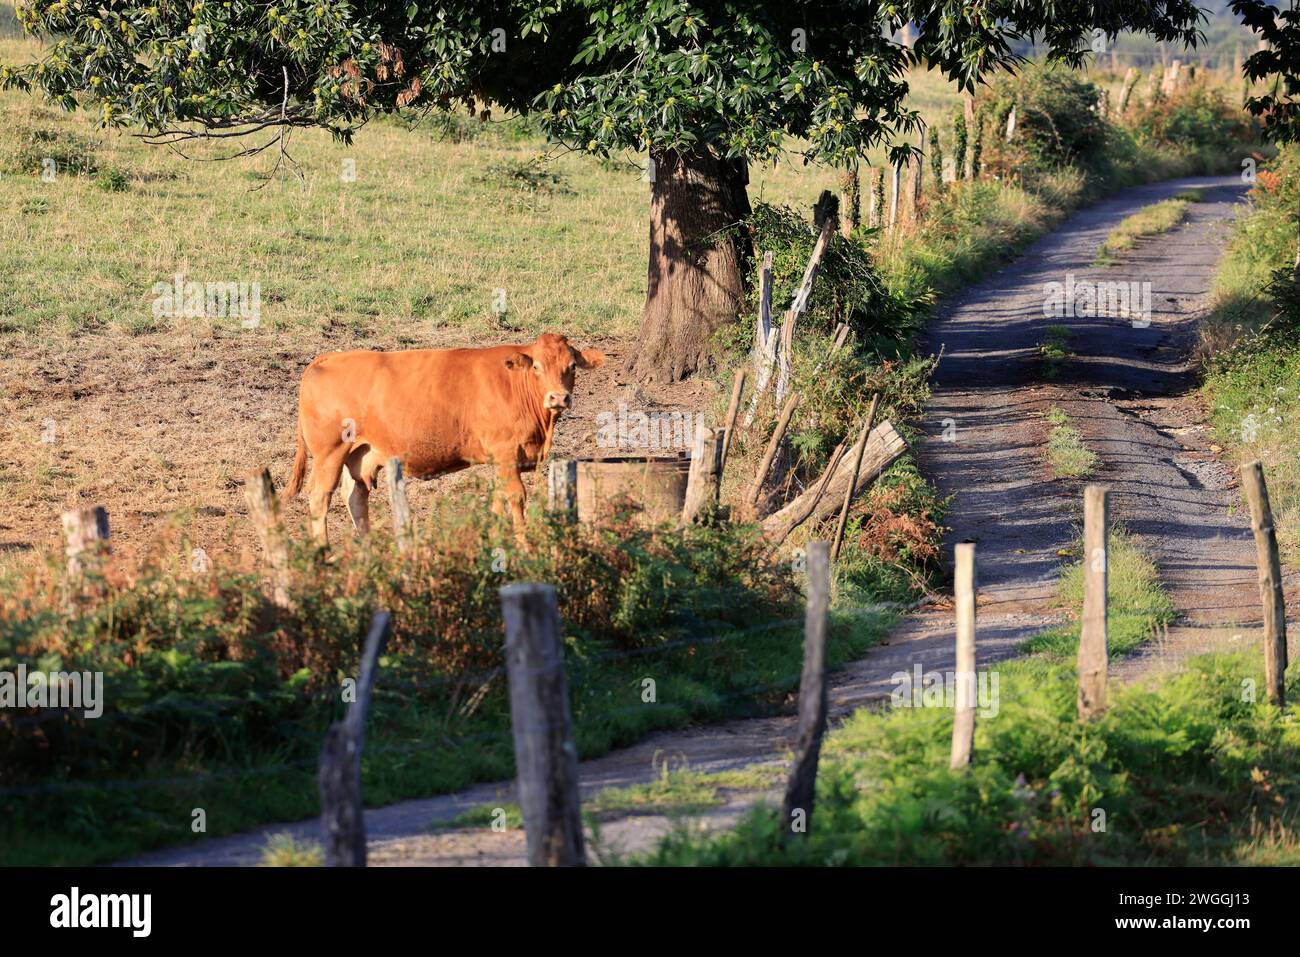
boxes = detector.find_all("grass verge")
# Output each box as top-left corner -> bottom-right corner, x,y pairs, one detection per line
1094,192 -> 1201,266
1044,406 -> 1099,479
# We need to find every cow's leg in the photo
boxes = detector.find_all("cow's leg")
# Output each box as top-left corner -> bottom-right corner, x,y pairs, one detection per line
341,466 -> 371,534
492,457 -> 528,539
342,448 -> 373,535
307,446 -> 349,546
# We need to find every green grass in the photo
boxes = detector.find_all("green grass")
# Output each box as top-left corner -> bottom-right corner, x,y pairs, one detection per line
0,508 -> 898,866
1200,148 -> 1300,566
634,527 -> 1295,866
1044,406 -> 1098,478
1094,194 -> 1199,265
1021,526 -> 1176,658
640,652 -> 1300,865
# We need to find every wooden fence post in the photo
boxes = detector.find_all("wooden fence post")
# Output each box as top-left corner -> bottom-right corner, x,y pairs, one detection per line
743,253 -> 776,429
748,393 -> 801,508
383,457 -> 412,550
1078,485 -> 1109,721
62,506 -> 110,584
781,540 -> 830,839
950,543 -> 977,769
319,610 -> 391,867
682,426 -> 725,524
831,394 -> 881,562
547,458 -> 578,518
720,369 -> 746,473
1242,461 -> 1288,706
500,583 -> 585,867
888,161 -> 901,228
244,467 -> 291,608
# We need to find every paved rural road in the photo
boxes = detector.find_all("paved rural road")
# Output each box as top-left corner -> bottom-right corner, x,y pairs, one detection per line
122,174 -> 1297,868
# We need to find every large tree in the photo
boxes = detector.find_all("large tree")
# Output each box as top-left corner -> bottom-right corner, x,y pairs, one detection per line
2,1 -> 1203,381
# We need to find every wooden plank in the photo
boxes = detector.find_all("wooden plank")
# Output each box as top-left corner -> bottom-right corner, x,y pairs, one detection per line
244,467 -> 291,608
1077,485 -> 1109,721
682,426 -> 725,524
747,393 -> 801,508
383,457 -> 412,551
950,543 -> 977,769
1242,461 -> 1289,706
781,540 -> 830,839
319,611 -> 391,867
831,394 -> 881,562
547,458 -> 578,518
719,369 -> 746,474
763,420 -> 906,545
500,583 -> 586,866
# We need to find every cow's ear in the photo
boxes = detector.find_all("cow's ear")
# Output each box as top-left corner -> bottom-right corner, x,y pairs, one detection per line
503,352 -> 533,371
576,348 -> 606,369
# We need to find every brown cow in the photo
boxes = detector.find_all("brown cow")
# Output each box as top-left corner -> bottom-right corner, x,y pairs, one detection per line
284,332 -> 605,545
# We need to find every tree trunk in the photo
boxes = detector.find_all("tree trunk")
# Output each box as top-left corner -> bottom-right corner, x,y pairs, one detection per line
626,147 -> 752,384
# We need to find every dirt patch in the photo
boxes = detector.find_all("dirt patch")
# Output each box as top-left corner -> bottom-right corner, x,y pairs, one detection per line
0,329 -> 716,569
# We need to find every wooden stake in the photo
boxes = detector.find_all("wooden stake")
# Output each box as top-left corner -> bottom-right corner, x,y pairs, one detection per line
547,458 -> 578,518
781,540 -> 830,839
319,611 -> 391,867
720,369 -> 746,476
245,467 -> 291,608
748,393 -> 800,508
1242,461 -> 1288,706
62,506 -> 110,583
383,457 -> 412,550
831,394 -> 881,562
500,583 -> 585,866
1077,485 -> 1109,721
682,426 -> 725,524
950,543 -> 977,769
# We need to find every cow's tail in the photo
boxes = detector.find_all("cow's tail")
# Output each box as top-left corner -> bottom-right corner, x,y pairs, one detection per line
284,417 -> 309,501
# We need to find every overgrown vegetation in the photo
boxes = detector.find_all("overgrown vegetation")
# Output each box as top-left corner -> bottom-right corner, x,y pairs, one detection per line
642,652 -> 1300,865
1202,146 -> 1300,563
638,541 -> 1290,866
0,497 -> 894,865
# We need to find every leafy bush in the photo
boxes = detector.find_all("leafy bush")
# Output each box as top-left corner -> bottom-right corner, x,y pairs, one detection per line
982,64 -> 1109,178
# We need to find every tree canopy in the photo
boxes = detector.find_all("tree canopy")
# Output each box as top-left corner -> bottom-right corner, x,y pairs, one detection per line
2,1 -> 1208,166
1230,0 -> 1300,144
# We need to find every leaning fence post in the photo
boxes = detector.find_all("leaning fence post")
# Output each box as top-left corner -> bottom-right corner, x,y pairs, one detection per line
748,393 -> 801,508
719,369 -> 746,475
500,583 -> 585,866
831,394 -> 881,562
319,610 -> 391,867
782,540 -> 830,840
950,543 -> 977,769
62,506 -> 110,584
383,457 -> 412,550
547,458 -> 578,519
1078,485 -> 1109,721
1242,461 -> 1288,706
244,467 -> 291,608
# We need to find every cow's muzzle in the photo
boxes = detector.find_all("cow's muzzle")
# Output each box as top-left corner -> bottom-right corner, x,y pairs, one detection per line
544,391 -> 571,410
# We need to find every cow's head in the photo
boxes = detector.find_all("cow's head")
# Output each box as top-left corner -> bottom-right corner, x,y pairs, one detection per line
506,332 -> 606,413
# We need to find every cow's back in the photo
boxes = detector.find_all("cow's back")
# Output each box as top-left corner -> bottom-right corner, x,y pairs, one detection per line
297,345 -> 540,478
